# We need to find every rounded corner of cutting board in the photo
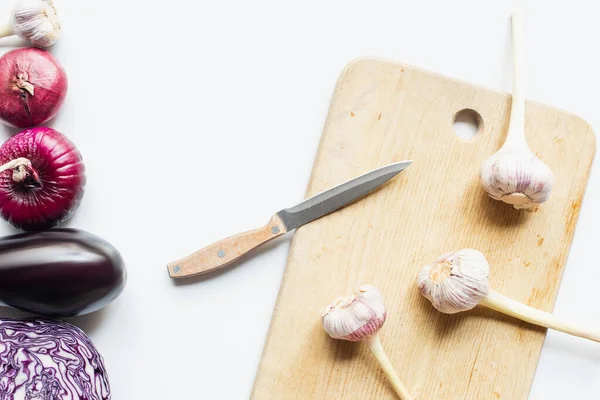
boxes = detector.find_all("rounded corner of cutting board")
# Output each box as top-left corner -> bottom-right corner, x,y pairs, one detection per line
337,56 -> 406,81
550,109 -> 597,171
339,56 -> 387,73
570,112 -> 597,160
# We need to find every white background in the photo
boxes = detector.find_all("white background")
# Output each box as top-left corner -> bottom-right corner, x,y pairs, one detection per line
0,0 -> 598,399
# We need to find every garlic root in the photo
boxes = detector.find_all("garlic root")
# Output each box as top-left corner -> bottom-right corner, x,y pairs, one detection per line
481,289 -> 600,343
367,334 -> 414,400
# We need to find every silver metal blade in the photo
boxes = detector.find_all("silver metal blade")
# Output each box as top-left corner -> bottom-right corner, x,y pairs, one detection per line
276,160 -> 412,231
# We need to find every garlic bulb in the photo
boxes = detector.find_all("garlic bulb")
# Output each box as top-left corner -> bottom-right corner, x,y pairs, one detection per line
417,250 -> 489,314
480,13 -> 554,210
321,284 -> 386,341
418,249 -> 600,343
480,146 -> 554,209
0,0 -> 61,48
322,285 -> 413,400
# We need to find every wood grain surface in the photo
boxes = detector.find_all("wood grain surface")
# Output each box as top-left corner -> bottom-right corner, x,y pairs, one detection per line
251,58 -> 596,399
167,215 -> 286,277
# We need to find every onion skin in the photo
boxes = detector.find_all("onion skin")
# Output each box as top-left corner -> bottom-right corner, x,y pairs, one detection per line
0,229 -> 126,317
0,127 -> 85,231
0,318 -> 111,399
0,47 -> 68,128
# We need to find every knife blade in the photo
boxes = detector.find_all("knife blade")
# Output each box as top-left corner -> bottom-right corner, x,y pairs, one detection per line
167,160 -> 412,278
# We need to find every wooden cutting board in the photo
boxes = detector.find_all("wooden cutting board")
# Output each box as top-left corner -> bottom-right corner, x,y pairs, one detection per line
251,58 -> 595,400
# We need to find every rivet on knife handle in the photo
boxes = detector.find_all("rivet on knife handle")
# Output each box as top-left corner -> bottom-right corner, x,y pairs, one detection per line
167,215 -> 287,278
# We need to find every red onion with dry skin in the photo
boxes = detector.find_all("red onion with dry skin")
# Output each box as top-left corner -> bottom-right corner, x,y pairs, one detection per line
0,127 -> 85,230
0,47 -> 67,128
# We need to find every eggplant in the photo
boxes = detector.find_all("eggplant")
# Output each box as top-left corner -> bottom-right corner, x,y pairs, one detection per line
0,228 -> 126,317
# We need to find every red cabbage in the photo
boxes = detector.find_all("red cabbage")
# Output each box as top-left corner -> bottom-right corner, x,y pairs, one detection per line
0,318 -> 110,399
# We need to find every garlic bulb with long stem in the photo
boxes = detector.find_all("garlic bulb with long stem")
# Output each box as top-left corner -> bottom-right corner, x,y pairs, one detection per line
418,249 -> 600,342
0,0 -> 60,48
321,285 -> 414,400
480,12 -> 554,210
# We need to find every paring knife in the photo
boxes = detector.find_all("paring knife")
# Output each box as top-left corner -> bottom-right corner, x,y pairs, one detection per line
167,160 -> 412,278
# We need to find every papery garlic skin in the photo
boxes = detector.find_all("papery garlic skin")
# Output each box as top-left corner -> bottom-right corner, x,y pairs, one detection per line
12,0 -> 61,47
480,148 -> 554,209
479,13 -> 554,210
321,285 -> 414,400
417,249 -> 490,314
321,284 -> 386,342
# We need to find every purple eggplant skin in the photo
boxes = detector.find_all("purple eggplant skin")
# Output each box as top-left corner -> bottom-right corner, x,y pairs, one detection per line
0,228 -> 126,317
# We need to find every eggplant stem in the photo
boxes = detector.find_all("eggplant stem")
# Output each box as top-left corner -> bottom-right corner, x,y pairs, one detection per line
501,12 -> 529,152
0,23 -> 13,39
481,289 -> 600,343
366,334 -> 414,400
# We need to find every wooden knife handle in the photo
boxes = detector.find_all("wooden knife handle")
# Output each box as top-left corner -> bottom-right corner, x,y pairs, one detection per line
167,215 -> 287,278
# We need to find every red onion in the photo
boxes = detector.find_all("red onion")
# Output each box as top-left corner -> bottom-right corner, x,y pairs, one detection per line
0,127 -> 85,230
0,47 -> 67,128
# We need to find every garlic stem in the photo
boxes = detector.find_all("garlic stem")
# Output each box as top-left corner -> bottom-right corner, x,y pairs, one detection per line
481,289 -> 600,343
501,12 -> 529,151
0,23 -> 14,39
366,334 -> 414,400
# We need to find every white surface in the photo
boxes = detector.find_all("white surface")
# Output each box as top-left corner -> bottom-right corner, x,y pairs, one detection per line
0,0 -> 598,398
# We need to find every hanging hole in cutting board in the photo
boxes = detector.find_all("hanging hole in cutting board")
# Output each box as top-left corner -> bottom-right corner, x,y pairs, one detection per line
453,109 -> 483,140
